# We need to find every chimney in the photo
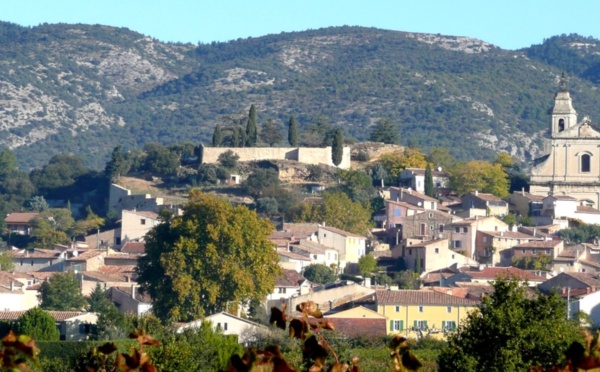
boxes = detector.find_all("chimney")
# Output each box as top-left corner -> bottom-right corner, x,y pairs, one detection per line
10,281 -> 14,291
533,228 -> 536,237
131,285 -> 136,299
522,187 -> 525,194
475,190 -> 478,196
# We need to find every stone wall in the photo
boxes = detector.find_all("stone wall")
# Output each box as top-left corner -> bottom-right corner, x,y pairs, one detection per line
202,146 -> 351,169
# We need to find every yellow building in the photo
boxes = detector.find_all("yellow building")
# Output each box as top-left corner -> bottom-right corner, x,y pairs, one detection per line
376,289 -> 479,339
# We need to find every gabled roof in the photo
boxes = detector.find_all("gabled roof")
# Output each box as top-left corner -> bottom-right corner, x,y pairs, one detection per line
465,267 -> 545,281
479,231 -> 542,240
8,249 -> 61,259
319,225 -> 365,238
547,195 -> 577,201
275,269 -> 308,287
5,213 -> 39,224
67,250 -> 105,261
513,240 -> 562,249
511,191 -> 544,202
0,310 -> 96,322
204,311 -> 267,329
376,289 -> 479,306
121,242 -> 146,254
277,250 -> 311,261
112,286 -> 152,303
576,206 -> 600,215
468,193 -> 505,202
123,210 -> 159,219
547,272 -> 600,288
389,187 -> 438,203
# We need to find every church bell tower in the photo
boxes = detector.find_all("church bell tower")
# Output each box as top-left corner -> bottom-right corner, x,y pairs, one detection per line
551,73 -> 578,137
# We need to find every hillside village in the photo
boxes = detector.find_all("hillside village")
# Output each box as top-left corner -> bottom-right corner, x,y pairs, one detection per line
4,74 -> 600,357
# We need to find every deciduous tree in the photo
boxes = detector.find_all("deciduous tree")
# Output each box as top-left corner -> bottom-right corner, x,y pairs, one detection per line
16,307 -> 60,341
449,160 -> 509,197
261,119 -> 283,147
437,278 -> 582,371
136,190 -> 282,322
303,264 -> 336,284
39,272 -> 87,311
358,255 -> 377,278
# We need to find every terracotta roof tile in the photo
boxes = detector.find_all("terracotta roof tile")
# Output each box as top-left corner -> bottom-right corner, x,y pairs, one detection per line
319,225 -> 365,238
576,206 -> 600,214
323,317 -> 387,338
112,286 -> 152,303
466,267 -> 545,281
376,289 -> 479,306
471,193 -> 504,202
5,213 -> 39,224
0,311 -> 93,321
513,240 -> 561,248
275,269 -> 308,287
121,242 -> 146,254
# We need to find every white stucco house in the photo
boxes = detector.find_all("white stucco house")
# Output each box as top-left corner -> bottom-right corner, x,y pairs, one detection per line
176,312 -> 269,344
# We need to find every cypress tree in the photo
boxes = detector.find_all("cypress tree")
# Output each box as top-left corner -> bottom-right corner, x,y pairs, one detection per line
245,104 -> 258,147
424,163 -> 434,197
331,128 -> 344,166
415,249 -> 421,274
288,115 -> 298,147
212,125 -> 222,147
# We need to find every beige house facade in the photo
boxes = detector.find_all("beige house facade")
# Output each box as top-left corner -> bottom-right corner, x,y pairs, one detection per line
531,75 -> 600,208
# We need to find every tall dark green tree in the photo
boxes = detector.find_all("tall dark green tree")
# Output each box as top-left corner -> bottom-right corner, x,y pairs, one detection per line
369,118 -> 399,144
245,104 -> 258,147
288,115 -> 298,147
104,146 -> 130,183
438,278 -> 582,372
331,128 -> 344,166
424,163 -> 434,197
212,124 -> 223,147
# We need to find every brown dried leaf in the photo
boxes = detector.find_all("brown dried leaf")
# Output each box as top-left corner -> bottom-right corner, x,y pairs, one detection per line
97,342 -> 118,355
388,335 -> 408,351
327,362 -> 349,372
303,335 -> 329,365
272,356 -> 298,372
401,350 -> 423,371
297,301 -> 323,318
270,307 -> 288,330
289,319 -> 308,340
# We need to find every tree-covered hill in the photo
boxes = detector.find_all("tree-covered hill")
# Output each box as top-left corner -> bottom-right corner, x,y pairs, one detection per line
1,22 -> 600,169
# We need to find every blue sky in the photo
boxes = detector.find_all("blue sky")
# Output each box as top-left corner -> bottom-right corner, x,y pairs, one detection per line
3,0 -> 600,50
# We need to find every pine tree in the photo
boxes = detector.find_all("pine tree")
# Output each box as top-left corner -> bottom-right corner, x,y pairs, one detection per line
245,104 -> 258,147
288,115 -> 298,147
369,118 -> 399,144
260,119 -> 283,147
331,128 -> 344,166
424,163 -> 434,197
212,125 -> 222,147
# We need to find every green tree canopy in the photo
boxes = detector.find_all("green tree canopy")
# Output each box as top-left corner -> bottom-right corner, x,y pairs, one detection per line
449,160 -> 510,197
357,255 -> 377,278
260,119 -> 283,147
212,124 -> 223,147
217,150 -> 239,169
86,283 -> 114,313
369,118 -> 399,144
39,272 -> 87,311
438,278 -> 582,372
136,189 -> 282,322
142,143 -> 180,178
293,191 -> 372,236
0,252 -> 14,271
243,168 -> 280,199
104,145 -> 130,183
16,307 -> 60,341
337,169 -> 374,204
424,163 -> 434,197
303,264 -> 336,284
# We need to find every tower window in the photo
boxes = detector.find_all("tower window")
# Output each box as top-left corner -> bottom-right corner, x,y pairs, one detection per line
558,119 -> 565,132
582,154 -> 591,173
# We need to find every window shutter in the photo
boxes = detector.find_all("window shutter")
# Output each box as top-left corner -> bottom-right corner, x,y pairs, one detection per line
400,320 -> 404,330
424,321 -> 428,329
442,321 -> 446,330
413,320 -> 417,329
452,322 -> 456,331
389,320 -> 394,331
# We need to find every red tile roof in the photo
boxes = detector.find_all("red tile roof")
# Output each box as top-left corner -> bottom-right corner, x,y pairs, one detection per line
513,240 -> 561,248
576,206 -> 600,215
471,193 -> 504,202
67,250 -> 105,261
5,213 -> 39,224
124,210 -> 159,219
376,289 -> 479,306
276,269 -> 308,287
466,267 -> 545,281
121,242 -> 146,254
0,310 -> 93,321
323,317 -> 387,338
319,225 -> 365,238
112,286 -> 152,303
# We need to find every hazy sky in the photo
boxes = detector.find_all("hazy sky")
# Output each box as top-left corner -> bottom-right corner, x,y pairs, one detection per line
3,0 -> 600,50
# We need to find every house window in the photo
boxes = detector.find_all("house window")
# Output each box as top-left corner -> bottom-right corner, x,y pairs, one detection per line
483,237 -> 487,243
394,209 -> 401,216
447,306 -> 452,313
429,225 -> 434,231
313,254 -> 317,260
409,249 -> 412,256
140,219 -> 146,225
30,261 -> 33,266
395,306 -> 401,312
428,213 -> 433,218
115,237 -> 121,245
391,320 -> 404,331
558,118 -> 565,132
420,223 -> 426,235
418,306 -> 424,313
79,324 -> 91,334
452,254 -> 455,259
224,323 -> 228,331
278,287 -> 286,294
453,241 -> 462,249
439,224 -> 444,233
582,154 -> 591,173
455,227 -> 460,233
435,248 -> 439,254
463,227 -> 468,233
20,260 -> 23,266
546,249 -> 551,254
522,249 -> 526,254
414,320 -> 427,330
442,321 -> 457,332
323,233 -> 327,238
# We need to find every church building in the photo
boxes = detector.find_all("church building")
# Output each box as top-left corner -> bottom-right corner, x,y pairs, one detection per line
530,74 -> 600,208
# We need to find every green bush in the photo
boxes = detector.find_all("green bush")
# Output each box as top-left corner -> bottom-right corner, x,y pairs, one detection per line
36,339 -> 137,370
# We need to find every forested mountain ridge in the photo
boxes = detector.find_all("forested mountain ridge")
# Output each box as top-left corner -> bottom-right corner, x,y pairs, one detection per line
1,21 -> 600,169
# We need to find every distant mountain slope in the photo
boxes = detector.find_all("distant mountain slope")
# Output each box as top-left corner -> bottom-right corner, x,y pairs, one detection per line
1,22 -> 600,169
